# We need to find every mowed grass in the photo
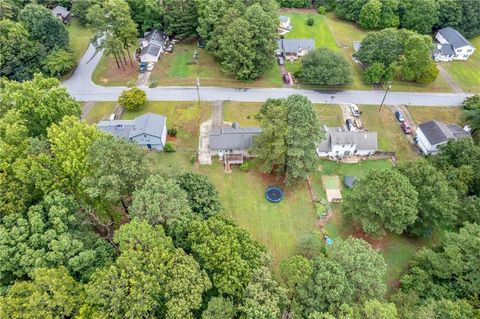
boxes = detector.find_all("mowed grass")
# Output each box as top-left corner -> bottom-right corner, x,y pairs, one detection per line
223,102 -> 343,127
66,20 -> 94,63
150,43 -> 283,88
123,101 -> 212,149
408,106 -> 461,125
360,105 -> 418,161
442,36 -> 480,93
92,54 -> 138,86
84,101 -> 116,124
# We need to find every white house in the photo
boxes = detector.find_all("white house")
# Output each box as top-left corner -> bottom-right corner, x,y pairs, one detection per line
317,126 -> 377,158
278,16 -> 292,35
416,120 -> 471,155
277,39 -> 315,61
139,30 -> 168,63
433,27 -> 475,62
97,113 -> 168,151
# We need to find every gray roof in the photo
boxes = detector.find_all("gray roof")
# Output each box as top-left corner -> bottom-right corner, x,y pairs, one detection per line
97,113 -> 166,139
344,176 -> 357,189
438,27 -> 472,49
209,122 -> 261,150
278,39 -> 315,53
279,16 -> 290,23
51,5 -> 70,18
418,120 -> 470,145
143,29 -> 168,48
318,126 -> 377,152
434,44 -> 455,57
140,44 -> 161,57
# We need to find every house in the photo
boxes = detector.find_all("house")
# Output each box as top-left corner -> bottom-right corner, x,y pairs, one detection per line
415,120 -> 471,155
51,5 -> 70,24
209,122 -> 262,164
277,39 -> 315,61
433,27 -> 475,62
278,16 -> 292,35
317,125 -> 377,158
97,113 -> 167,151
139,29 -> 168,63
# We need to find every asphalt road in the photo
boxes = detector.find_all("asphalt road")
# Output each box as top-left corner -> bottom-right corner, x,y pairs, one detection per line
62,43 -> 471,106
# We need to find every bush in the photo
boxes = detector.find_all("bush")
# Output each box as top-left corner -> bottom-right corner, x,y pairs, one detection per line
317,6 -> 326,15
239,161 -> 251,172
42,48 -> 75,77
167,128 -> 178,137
363,62 -> 386,84
118,87 -> 147,111
148,80 -> 159,88
126,80 -> 136,87
462,95 -> 480,110
164,143 -> 175,152
307,18 -> 315,26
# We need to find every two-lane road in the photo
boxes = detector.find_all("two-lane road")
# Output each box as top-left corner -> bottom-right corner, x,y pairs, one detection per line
62,43 -> 471,106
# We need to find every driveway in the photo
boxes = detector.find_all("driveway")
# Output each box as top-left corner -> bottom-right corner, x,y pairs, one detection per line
63,43 -> 471,106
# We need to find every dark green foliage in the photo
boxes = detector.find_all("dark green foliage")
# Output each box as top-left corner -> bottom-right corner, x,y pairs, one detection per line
299,231 -> 325,259
461,95 -> 480,135
318,6 -> 326,14
307,17 -> 315,26
18,4 -> 69,52
299,48 -> 352,86
202,297 -> 236,319
363,62 -> 388,84
399,0 -> 438,34
71,0 -> 99,26
177,172 -> 221,219
167,127 -> 178,137
163,0 -> 198,39
342,169 -> 418,237
358,0 -> 382,29
277,0 -> 311,8
164,142 -> 175,152
239,161 -> 251,172
118,88 -> 147,111
42,48 -> 75,77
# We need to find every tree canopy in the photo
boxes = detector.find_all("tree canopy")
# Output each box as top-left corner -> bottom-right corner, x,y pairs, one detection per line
298,48 -> 352,86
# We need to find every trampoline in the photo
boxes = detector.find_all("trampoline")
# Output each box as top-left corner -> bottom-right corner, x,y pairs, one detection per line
265,186 -> 284,203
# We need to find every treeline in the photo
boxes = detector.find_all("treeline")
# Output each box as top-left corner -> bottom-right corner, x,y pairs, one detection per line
0,3 -> 74,81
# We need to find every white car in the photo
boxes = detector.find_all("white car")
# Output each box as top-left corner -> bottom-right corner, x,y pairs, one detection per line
350,104 -> 361,117
147,63 -> 154,72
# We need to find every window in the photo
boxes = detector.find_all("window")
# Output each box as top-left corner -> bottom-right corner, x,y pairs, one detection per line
464,55 -> 469,58
467,49 -> 473,53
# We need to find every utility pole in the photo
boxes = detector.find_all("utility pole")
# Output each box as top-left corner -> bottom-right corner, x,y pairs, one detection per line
378,82 -> 392,112
196,78 -> 201,105
330,95 -> 335,107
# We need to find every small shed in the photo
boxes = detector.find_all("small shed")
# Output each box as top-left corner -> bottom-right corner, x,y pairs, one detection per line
344,176 -> 357,189
326,189 -> 342,203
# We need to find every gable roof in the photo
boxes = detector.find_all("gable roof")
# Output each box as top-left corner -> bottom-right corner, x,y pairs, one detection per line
418,120 -> 470,145
434,43 -> 455,57
51,5 -> 70,18
143,29 -> 168,48
209,123 -> 261,150
140,44 -> 161,57
438,27 -> 472,49
278,39 -> 315,53
97,113 -> 166,140
317,126 -> 378,152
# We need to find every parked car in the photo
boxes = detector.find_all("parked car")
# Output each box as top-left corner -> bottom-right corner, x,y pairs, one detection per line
350,104 -> 361,117
354,118 -> 363,129
147,63 -> 154,72
282,73 -> 289,84
139,63 -> 147,73
345,119 -> 354,131
278,57 -> 284,65
401,121 -> 412,134
395,111 -> 405,122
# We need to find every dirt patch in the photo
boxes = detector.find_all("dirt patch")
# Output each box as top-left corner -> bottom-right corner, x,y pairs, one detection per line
349,227 -> 390,250
167,135 -> 177,142
100,58 -> 137,85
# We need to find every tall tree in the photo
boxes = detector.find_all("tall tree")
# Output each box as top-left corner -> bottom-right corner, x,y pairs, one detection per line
359,0 -> 382,29
18,4 -> 69,52
342,169 -> 418,237
399,0 -> 439,34
163,0 -> 198,39
299,48 -> 352,86
399,34 -> 439,84
202,297 -> 236,319
435,0 -> 462,29
396,161 -> 458,236
176,172 -> 221,219
0,267 -> 84,319
0,74 -> 80,137
126,0 -> 163,32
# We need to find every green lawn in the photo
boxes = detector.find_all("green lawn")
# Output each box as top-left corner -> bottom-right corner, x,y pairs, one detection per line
442,36 -> 480,93
66,20 -> 94,63
84,101 -> 116,124
123,101 -> 211,149
360,105 -> 418,161
408,106 -> 461,125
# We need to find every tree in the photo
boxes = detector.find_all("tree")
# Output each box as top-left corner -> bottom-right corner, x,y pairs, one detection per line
299,48 -> 352,85
47,116 -> 103,192
0,267 -> 84,319
396,161 -> 457,236
82,136 -> 148,213
355,28 -> 405,67
202,297 -> 236,319
400,223 -> 480,300
0,0 -> 20,20
42,48 -> 75,77
18,4 -> 69,52
435,0 -> 462,30
252,95 -> 323,185
361,300 -> 398,319
183,217 -> 266,298
118,87 -> 147,111
379,0 -> 399,28
359,0 -> 382,29
399,0 -> 439,34
399,34 -> 439,84
239,267 -> 287,319
335,0 -> 368,22
163,0 -> 198,39
280,255 -> 313,299
176,172 -> 221,219
461,95 -> 480,134
131,175 -> 193,226
0,74 -> 81,137
0,191 -> 113,288
329,237 -> 387,301
343,169 -> 418,237
363,62 -> 386,84
85,220 -> 211,319
0,20 -> 44,81
461,95 -> 480,110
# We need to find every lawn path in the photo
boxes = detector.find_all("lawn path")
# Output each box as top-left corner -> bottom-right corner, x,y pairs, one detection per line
437,64 -> 464,93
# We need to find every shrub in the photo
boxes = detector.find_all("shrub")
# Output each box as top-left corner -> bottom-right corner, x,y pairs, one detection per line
239,161 -> 251,172
164,143 -> 175,152
317,6 -> 326,15
307,17 -> 315,26
167,128 -> 178,137
190,154 -> 197,164
148,80 -> 159,88
118,87 -> 147,111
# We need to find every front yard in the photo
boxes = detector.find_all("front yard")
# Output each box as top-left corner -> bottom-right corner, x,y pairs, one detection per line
66,20 -> 94,63
92,54 -> 138,86
408,106 -> 461,124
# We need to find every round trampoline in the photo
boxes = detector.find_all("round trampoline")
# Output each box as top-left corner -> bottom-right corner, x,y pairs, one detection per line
265,186 -> 284,203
